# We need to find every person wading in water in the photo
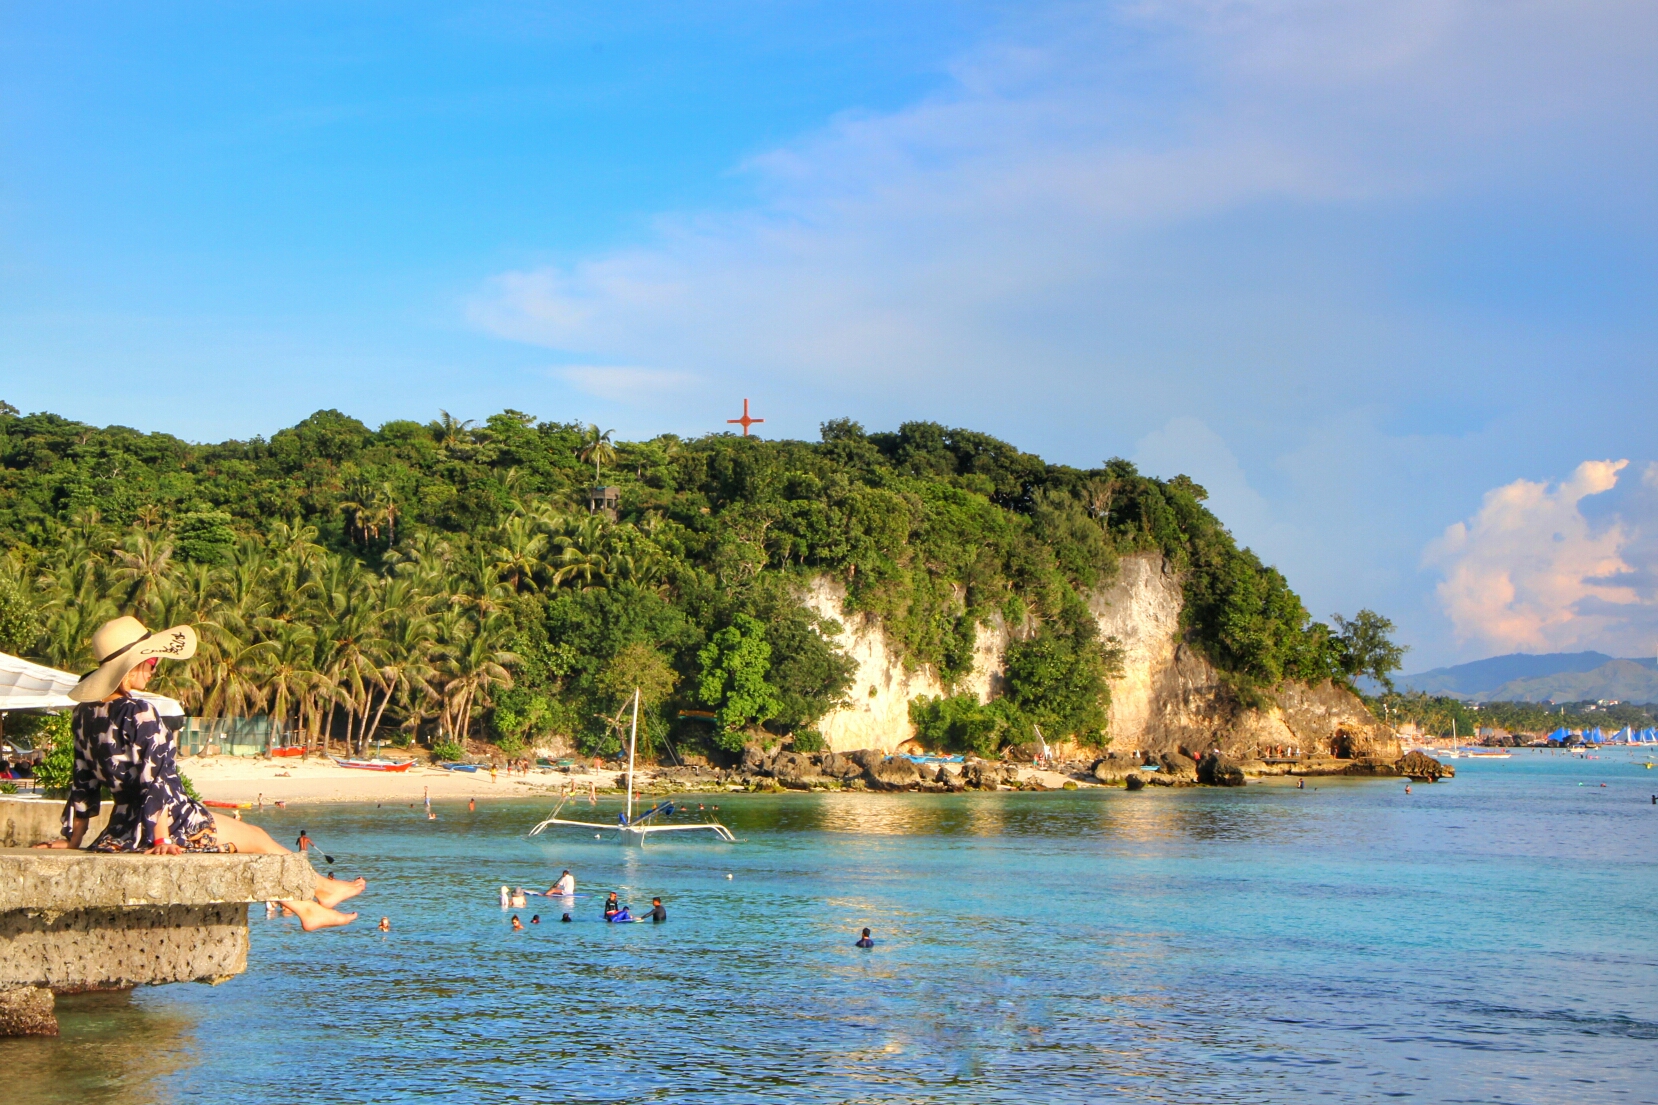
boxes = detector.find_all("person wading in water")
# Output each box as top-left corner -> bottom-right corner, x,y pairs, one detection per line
35,617 -> 365,930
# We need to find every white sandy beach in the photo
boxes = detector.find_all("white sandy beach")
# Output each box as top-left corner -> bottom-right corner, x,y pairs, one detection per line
176,754 -> 1084,805
180,755 -> 614,806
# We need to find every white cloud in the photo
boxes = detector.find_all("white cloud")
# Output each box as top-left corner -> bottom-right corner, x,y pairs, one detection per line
554,365 -> 699,404
469,0 -> 1658,403
1423,460 -> 1653,653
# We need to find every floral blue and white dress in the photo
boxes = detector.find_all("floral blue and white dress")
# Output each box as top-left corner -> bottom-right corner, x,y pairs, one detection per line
63,692 -> 220,851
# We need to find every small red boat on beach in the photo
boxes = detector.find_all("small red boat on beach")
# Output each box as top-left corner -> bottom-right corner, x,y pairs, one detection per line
270,746 -> 305,758
331,757 -> 416,772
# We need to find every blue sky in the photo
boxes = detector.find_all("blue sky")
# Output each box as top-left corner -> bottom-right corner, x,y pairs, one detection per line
3,1 -> 1656,669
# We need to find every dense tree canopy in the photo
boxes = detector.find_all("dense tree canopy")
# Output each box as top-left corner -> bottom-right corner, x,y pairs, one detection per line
0,404 -> 1391,759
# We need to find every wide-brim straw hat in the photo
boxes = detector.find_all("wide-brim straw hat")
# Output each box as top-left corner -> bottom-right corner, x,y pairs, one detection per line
68,616 -> 198,703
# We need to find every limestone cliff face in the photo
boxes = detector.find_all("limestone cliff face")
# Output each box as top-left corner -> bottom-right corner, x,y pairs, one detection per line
802,554 -> 1397,760
1090,555 -> 1397,761
801,577 -> 1006,754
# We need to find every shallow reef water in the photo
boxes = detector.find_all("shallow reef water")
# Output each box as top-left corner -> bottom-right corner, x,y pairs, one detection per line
6,750 -> 1656,1104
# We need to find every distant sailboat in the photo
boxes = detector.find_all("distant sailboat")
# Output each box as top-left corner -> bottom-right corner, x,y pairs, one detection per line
527,689 -> 735,845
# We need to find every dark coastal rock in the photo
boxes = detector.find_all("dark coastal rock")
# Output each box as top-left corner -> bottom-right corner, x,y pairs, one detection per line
914,763 -> 939,782
937,767 -> 965,791
821,753 -> 864,780
1157,752 -> 1199,782
769,751 -> 813,787
0,986 -> 56,1036
867,756 -> 921,791
1124,773 -> 1146,791
740,744 -> 771,775
1395,750 -> 1454,781
1004,741 -> 1041,763
1197,752 -> 1246,787
1091,758 -> 1136,784
845,749 -> 886,775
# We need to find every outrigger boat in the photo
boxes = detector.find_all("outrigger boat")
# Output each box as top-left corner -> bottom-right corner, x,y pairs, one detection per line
332,757 -> 416,772
528,690 -> 735,845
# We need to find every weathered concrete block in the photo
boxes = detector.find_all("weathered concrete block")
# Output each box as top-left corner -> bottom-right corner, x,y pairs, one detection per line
0,849 -> 317,911
0,849 -> 319,1019
0,796 -> 110,848
1,902 -> 247,990
0,985 -> 57,1035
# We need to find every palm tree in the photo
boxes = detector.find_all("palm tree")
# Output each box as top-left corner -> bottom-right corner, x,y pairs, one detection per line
437,617 -> 517,742
491,514 -> 548,593
111,530 -> 174,612
579,424 -> 617,483
434,410 -> 477,452
263,623 -> 320,746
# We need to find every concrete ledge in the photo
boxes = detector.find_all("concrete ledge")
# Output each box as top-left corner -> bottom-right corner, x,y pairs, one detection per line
0,849 -> 317,910
0,834 -> 320,1034
0,796 -> 110,848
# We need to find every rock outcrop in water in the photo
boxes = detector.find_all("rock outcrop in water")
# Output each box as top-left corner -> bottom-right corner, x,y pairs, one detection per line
1392,751 -> 1455,781
804,553 -> 1398,766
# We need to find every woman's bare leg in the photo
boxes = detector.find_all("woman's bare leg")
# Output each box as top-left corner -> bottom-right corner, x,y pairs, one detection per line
208,813 -> 367,907
286,899 -> 358,931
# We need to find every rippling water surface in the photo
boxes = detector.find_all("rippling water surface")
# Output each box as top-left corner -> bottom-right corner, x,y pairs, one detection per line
8,751 -> 1657,1104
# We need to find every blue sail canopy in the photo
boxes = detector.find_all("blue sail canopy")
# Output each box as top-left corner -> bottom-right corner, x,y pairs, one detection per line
1547,727 -> 1571,743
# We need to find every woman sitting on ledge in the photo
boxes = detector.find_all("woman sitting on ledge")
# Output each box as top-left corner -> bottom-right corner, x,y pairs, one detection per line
35,617 -> 364,931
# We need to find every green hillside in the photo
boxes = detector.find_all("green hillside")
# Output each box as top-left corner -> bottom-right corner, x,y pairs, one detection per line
0,403 -> 1394,759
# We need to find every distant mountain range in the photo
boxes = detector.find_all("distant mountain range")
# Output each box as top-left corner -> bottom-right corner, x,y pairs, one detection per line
1369,652 -> 1658,703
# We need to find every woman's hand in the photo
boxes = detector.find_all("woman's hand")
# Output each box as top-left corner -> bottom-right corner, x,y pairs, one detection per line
145,840 -> 184,855
32,839 -> 72,849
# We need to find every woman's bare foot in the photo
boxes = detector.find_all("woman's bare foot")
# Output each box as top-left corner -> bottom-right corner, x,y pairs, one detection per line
315,876 -> 367,908
288,900 -> 358,931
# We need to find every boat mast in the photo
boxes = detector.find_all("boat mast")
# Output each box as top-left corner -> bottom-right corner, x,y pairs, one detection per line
625,687 -> 639,825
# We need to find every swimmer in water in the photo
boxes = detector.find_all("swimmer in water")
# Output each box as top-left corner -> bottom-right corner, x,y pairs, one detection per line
511,915 -> 523,931
561,913 -> 573,923
647,897 -> 666,923
603,891 -> 621,920
378,917 -> 391,931
609,905 -> 633,923
510,888 -> 528,909
1405,784 -> 1412,794
530,914 -> 540,924
855,928 -> 874,948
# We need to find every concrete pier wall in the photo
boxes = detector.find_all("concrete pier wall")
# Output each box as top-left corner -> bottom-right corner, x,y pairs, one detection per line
0,839 -> 318,1036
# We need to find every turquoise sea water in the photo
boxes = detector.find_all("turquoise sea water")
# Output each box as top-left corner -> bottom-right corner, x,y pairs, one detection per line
8,750 -> 1657,1104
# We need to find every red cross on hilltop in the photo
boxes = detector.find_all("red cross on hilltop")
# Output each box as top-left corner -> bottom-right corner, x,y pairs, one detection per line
727,398 -> 764,437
